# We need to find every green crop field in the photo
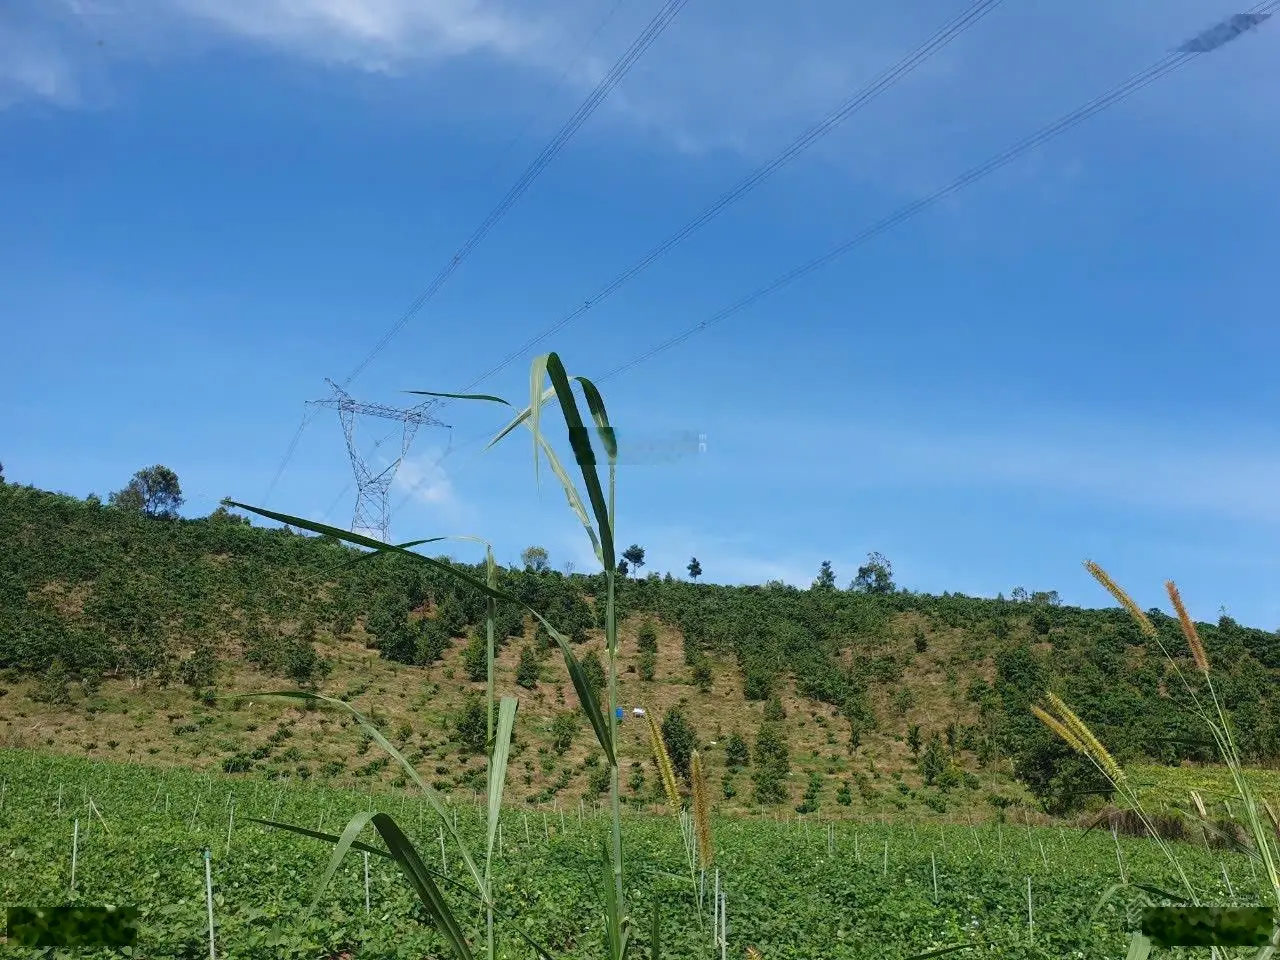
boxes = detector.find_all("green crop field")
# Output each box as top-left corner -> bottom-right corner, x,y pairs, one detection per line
0,750 -> 1267,959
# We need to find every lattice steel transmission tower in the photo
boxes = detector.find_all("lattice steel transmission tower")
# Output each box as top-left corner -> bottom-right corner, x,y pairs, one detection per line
310,379 -> 449,543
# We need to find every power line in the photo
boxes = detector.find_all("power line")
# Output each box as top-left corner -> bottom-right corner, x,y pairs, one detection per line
387,2 -> 1277,515
438,0 -> 1008,404
260,0 -> 692,507
596,5 -> 1278,384
334,0 -> 1009,509
338,0 -> 693,391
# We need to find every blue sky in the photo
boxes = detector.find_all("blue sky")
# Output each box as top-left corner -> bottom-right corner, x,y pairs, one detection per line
3,0 -> 1278,628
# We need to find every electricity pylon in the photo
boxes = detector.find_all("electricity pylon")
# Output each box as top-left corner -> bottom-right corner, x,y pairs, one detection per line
310,379 -> 448,543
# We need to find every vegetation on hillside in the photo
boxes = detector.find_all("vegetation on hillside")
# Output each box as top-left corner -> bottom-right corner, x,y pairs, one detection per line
3,476 -> 1279,814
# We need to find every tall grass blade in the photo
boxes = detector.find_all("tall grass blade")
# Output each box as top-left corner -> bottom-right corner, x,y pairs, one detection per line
305,810 -> 379,915
487,696 -> 519,864
240,689 -> 486,895
370,813 -> 475,960
222,508 -> 615,765
650,897 -> 661,960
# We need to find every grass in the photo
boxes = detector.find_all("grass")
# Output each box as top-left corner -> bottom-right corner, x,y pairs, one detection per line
1031,564 -> 1280,958
3,747 -> 1268,959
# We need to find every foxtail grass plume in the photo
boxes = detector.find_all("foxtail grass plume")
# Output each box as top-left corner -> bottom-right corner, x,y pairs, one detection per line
690,750 -> 714,868
746,949 -> 764,960
1030,704 -> 1087,755
1263,799 -> 1280,845
1190,789 -> 1208,820
1165,581 -> 1209,673
646,711 -> 681,815
1084,561 -> 1156,638
1036,691 -> 1126,785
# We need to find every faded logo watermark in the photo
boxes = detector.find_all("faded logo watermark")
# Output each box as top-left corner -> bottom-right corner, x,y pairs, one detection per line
614,429 -> 707,465
565,428 -> 707,465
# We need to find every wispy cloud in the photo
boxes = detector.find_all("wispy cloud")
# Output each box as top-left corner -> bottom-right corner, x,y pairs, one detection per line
4,1 -> 1275,186
762,412 -> 1280,527
393,447 -> 469,525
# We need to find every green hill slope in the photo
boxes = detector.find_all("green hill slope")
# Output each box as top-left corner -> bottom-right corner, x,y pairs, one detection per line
2,481 -> 1278,817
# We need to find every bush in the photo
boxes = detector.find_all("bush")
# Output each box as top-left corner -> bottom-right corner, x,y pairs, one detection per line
455,695 -> 487,754
551,711 -> 577,754
724,733 -> 750,769
516,644 -> 540,689
637,620 -> 658,654
661,705 -> 698,781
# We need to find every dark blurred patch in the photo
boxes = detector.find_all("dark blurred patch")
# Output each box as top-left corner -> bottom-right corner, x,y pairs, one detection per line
1141,906 -> 1274,948
6,905 -> 139,948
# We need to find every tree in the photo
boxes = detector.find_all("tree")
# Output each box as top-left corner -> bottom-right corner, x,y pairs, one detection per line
521,545 -> 550,574
691,655 -> 713,692
812,560 -> 836,591
515,644 -> 540,689
455,695 -> 487,754
637,620 -> 658,654
109,465 -> 184,518
616,559 -> 630,577
687,557 -> 702,581
462,631 -> 488,683
753,722 -> 790,804
0,462 -> 5,484
551,711 -> 577,754
209,504 -> 250,525
285,621 -> 330,688
851,552 -> 895,594
725,732 -> 750,769
580,649 -> 606,703
622,544 -> 646,576
179,640 -> 218,689
661,704 -> 698,781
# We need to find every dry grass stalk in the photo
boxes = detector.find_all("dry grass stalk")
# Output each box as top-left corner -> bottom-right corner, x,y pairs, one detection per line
746,948 -> 764,960
1084,560 -> 1156,637
1165,580 -> 1209,672
646,711 -> 681,814
690,750 -> 714,868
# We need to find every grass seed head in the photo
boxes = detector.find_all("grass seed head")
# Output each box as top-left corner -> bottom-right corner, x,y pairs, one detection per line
1165,580 -> 1209,673
691,749 -> 714,868
646,710 -> 681,815
1043,692 -> 1125,785
1084,561 -> 1156,638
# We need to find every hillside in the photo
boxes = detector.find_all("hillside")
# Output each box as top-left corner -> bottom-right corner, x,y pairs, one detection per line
2,481 -> 1278,818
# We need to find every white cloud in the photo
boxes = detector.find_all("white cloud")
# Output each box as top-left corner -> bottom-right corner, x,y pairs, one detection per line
393,447 -> 467,524
2,0 -> 1275,191
0,13 -> 82,107
174,0 -> 551,71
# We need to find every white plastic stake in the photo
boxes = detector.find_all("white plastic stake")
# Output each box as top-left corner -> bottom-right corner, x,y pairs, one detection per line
1026,876 -> 1033,941
1038,837 -> 1049,869
203,848 -> 217,960
363,852 -> 371,914
225,800 -> 235,856
882,839 -> 889,877
713,869 -> 719,950
439,826 -> 447,878
70,819 -> 79,896
1221,862 -> 1235,899
932,852 -> 938,903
